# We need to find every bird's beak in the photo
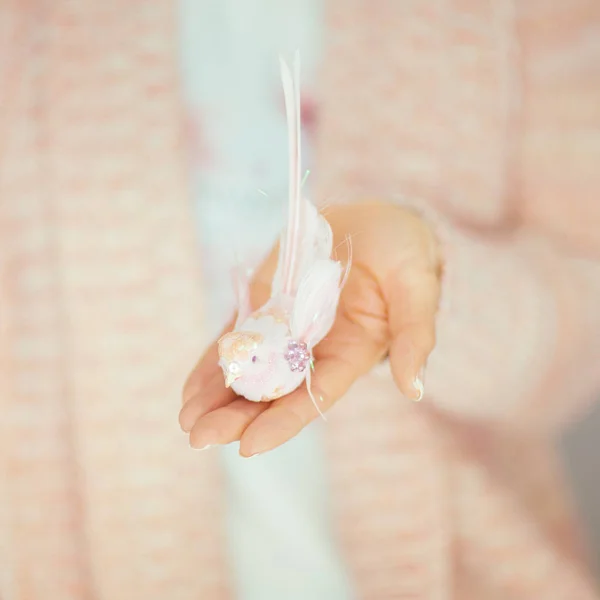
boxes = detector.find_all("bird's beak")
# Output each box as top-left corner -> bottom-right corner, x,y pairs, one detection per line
224,373 -> 237,388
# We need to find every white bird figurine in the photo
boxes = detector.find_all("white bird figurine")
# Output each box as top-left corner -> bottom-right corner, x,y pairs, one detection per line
217,52 -> 348,414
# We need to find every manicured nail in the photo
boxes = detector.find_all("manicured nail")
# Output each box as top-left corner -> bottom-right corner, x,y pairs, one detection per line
192,443 -> 213,451
411,367 -> 425,402
242,453 -> 260,459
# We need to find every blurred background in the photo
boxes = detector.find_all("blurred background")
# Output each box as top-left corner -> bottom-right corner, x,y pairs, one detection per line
1,0 -> 599,599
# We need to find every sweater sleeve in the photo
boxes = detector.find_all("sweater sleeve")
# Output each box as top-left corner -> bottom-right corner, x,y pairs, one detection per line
406,200 -> 600,434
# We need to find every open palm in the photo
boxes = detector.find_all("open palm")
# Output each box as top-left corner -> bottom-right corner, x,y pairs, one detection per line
179,202 -> 442,457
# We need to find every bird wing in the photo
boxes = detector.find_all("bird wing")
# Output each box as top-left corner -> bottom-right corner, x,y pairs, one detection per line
290,259 -> 343,348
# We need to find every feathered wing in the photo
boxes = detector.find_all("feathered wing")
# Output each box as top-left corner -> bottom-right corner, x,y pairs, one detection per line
272,51 -> 333,298
290,259 -> 343,348
272,198 -> 333,297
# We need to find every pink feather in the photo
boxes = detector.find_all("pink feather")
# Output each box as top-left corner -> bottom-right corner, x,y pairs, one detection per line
274,52 -> 333,298
277,54 -> 344,349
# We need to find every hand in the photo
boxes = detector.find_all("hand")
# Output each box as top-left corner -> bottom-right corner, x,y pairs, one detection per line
179,201 -> 442,456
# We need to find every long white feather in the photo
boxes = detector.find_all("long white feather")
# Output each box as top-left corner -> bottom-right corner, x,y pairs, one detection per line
272,53 -> 333,298
279,52 -> 302,295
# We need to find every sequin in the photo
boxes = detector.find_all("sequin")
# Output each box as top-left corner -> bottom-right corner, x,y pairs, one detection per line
252,306 -> 289,324
217,331 -> 264,362
261,386 -> 285,401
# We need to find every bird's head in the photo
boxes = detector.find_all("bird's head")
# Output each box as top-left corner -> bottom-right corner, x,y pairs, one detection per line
217,330 -> 267,388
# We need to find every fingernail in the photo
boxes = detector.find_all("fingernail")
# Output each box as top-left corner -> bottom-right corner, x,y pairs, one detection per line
242,453 -> 260,459
191,443 -> 213,451
411,367 -> 425,402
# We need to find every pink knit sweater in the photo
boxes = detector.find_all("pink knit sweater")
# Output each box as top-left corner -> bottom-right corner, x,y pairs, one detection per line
1,1 -> 599,599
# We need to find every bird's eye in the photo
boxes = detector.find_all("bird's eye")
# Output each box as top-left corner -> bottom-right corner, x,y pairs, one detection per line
228,361 -> 240,374
251,356 -> 258,363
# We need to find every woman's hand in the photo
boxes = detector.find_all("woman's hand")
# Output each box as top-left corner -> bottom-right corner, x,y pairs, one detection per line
179,201 -> 442,456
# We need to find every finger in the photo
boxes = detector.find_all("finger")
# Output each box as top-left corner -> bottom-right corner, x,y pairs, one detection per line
387,267 -> 440,401
179,317 -> 239,432
181,318 -> 235,406
239,321 -> 383,456
189,398 -> 268,449
179,370 -> 236,432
